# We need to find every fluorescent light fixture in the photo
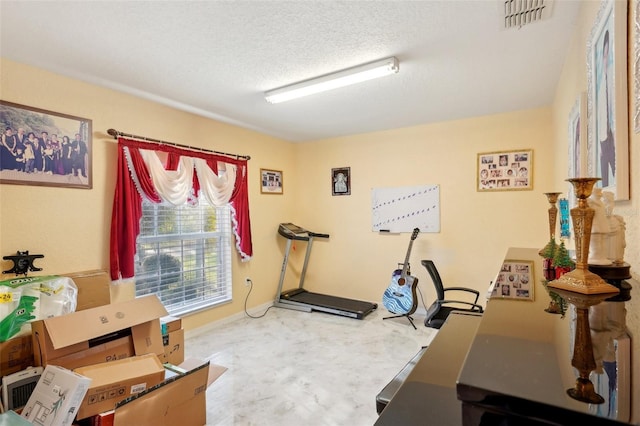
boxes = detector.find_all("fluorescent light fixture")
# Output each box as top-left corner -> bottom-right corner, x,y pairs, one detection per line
264,56 -> 399,104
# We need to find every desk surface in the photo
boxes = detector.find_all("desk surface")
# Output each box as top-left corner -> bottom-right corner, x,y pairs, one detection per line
375,312 -> 482,426
457,247 -> 631,425
376,247 -> 632,426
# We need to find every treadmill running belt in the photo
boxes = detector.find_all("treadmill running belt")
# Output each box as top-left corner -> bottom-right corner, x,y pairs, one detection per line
283,290 -> 377,314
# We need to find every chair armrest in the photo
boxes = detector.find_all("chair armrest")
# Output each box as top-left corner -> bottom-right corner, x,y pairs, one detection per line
443,286 -> 480,304
439,299 -> 484,313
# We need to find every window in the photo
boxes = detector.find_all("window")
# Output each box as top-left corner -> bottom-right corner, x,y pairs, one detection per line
134,197 -> 232,315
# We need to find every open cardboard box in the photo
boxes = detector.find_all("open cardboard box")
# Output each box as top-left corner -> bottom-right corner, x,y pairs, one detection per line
1,270 -> 112,378
110,358 -> 225,426
74,354 -> 166,420
31,295 -> 167,370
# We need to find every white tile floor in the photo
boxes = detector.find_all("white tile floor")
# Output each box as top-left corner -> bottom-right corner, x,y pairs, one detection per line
185,306 -> 437,426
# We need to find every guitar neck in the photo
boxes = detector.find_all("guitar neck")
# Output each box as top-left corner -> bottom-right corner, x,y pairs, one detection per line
400,240 -> 414,278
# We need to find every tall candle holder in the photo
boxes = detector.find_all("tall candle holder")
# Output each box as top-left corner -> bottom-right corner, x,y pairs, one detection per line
544,192 -> 562,241
547,178 -> 619,295
540,192 -> 562,259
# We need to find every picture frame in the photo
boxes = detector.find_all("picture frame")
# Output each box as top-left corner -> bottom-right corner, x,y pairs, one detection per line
586,0 -> 629,201
568,92 -> 587,179
490,259 -> 535,301
0,100 -> 92,189
331,167 -> 351,196
260,168 -> 283,194
634,0 -> 640,133
477,149 -> 533,191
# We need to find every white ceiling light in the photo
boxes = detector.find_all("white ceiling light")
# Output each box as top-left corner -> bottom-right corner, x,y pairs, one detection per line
264,57 -> 399,104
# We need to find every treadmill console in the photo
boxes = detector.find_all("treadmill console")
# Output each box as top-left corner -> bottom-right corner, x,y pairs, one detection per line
278,223 -> 329,240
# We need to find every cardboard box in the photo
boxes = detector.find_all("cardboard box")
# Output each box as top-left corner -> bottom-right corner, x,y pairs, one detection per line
113,361 -> 210,426
62,270 -> 111,312
159,316 -> 182,335
161,328 -> 184,365
21,365 -> 91,426
0,334 -> 33,378
31,295 -> 168,370
74,354 -> 165,420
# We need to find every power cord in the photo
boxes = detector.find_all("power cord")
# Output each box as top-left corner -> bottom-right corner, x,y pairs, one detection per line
243,278 -> 274,319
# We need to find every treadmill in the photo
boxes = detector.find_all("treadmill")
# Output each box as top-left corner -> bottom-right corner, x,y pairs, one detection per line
274,223 -> 377,319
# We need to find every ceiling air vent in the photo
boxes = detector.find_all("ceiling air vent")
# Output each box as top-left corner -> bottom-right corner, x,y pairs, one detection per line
500,0 -> 554,30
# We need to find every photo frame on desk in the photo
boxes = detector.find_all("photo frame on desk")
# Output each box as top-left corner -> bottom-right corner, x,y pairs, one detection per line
586,0 -> 629,200
490,259 -> 534,301
477,149 -> 532,192
0,100 -> 92,189
260,168 -> 283,194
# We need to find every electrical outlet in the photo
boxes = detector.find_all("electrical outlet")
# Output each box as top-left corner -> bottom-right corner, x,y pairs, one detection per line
245,277 -> 252,287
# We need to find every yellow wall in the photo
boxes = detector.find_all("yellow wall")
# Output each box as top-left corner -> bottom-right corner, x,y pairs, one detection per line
551,1 -> 640,420
0,58 -> 297,330
293,109 -> 554,305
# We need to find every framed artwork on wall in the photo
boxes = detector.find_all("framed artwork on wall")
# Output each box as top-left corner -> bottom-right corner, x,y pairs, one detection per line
477,149 -> 533,192
0,100 -> 92,189
586,0 -> 629,201
260,168 -> 283,194
634,0 -> 640,133
331,167 -> 350,196
568,92 -> 587,179
490,259 -> 535,301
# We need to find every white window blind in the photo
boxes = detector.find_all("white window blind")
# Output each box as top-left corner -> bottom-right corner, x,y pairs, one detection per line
134,198 -> 232,315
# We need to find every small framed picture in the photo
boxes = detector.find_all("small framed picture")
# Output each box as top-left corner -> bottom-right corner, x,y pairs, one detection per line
477,149 -> 533,191
0,100 -> 92,189
260,168 -> 283,194
490,259 -> 534,301
331,167 -> 350,196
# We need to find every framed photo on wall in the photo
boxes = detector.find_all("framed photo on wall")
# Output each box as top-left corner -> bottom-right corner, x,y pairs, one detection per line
490,259 -> 534,301
0,100 -> 92,189
477,149 -> 533,191
331,167 -> 350,196
260,168 -> 283,194
586,0 -> 629,201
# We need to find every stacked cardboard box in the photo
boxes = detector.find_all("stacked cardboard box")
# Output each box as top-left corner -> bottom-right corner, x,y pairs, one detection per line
30,295 -> 168,371
0,270 -> 111,378
160,315 -> 184,365
74,354 -> 166,420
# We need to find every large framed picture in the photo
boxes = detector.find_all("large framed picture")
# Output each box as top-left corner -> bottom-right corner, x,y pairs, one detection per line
0,101 -> 92,189
477,149 -> 533,191
260,168 -> 283,194
587,0 -> 629,201
490,259 -> 534,301
331,167 -> 350,196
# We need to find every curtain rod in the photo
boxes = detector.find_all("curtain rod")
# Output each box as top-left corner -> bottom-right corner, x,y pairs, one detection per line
106,128 -> 251,161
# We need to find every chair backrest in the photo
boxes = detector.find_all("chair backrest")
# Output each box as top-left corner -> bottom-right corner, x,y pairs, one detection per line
421,260 -> 446,300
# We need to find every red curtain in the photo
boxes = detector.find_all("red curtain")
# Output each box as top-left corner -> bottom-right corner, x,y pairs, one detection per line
109,137 -> 252,281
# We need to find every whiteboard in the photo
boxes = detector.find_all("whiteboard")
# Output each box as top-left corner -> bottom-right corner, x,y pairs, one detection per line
371,185 -> 440,233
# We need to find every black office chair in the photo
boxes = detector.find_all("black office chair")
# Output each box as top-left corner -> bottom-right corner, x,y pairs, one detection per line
421,260 -> 484,329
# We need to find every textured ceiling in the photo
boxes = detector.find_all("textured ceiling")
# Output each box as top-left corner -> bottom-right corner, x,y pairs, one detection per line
0,1 -> 580,142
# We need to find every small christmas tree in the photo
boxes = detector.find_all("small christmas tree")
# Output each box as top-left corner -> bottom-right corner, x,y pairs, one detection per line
552,240 -> 574,268
540,238 -> 557,259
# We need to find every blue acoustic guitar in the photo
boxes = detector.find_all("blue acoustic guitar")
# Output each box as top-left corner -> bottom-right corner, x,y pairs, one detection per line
382,228 -> 420,315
